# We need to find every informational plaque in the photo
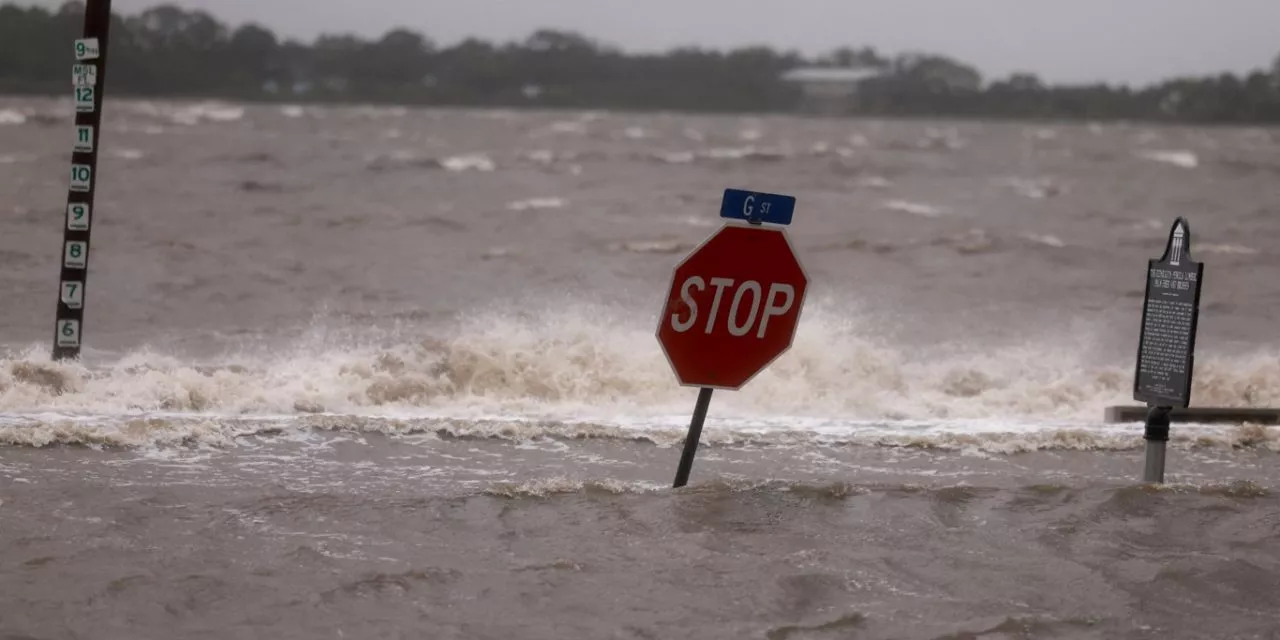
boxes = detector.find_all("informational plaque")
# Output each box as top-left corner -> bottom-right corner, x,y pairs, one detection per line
1132,218 -> 1204,408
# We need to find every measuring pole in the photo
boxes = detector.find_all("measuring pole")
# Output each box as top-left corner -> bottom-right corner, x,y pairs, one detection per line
52,0 -> 112,361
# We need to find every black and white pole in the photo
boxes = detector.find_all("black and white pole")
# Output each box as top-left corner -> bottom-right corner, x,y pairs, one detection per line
53,0 -> 112,361
1131,217 -> 1204,484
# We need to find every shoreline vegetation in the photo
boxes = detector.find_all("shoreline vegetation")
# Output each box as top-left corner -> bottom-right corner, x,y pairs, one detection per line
3,2 -> 1280,124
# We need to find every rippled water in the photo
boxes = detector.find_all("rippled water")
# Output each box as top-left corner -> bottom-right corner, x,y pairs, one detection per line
1,96 -> 1279,638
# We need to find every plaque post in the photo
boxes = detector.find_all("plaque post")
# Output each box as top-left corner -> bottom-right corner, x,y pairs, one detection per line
1131,217 -> 1203,485
1142,406 -> 1171,483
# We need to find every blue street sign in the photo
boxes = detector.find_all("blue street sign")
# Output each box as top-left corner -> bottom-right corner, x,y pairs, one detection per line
719,189 -> 796,226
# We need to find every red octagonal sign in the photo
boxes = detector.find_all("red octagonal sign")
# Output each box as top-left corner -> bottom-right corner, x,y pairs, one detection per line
656,223 -> 809,390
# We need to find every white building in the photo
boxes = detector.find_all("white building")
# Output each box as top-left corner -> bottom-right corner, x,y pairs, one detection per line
780,67 -> 885,113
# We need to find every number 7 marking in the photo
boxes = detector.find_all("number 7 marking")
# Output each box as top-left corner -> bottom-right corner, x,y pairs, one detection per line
61,281 -> 84,308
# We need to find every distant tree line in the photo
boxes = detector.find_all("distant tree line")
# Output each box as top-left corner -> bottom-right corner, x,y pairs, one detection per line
3,1 -> 1280,123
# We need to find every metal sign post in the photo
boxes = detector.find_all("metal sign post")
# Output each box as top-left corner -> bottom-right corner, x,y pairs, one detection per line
53,0 -> 112,361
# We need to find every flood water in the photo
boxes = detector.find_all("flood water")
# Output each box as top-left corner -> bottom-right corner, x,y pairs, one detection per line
2,96 -> 1279,639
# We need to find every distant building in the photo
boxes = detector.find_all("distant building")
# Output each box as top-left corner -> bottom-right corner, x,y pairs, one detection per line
780,67 -> 885,114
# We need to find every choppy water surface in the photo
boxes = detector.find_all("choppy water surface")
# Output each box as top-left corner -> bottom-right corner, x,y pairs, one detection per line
2,96 -> 1279,638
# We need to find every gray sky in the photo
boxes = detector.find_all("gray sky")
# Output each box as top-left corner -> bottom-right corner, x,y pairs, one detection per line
60,0 -> 1280,85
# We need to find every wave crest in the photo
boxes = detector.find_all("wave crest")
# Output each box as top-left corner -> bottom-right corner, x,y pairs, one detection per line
1,302 -> 1278,426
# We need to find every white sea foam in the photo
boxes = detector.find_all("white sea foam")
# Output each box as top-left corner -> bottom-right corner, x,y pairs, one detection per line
919,127 -> 966,151
0,109 -> 27,125
881,200 -> 946,218
544,121 -> 588,135
1137,150 -> 1198,169
1021,233 -> 1066,248
655,151 -> 695,164
1196,243 -> 1258,256
521,149 -> 557,164
1000,177 -> 1064,200
506,197 -> 566,212
855,176 -> 893,189
110,149 -> 145,161
440,154 -> 496,172
169,102 -> 246,125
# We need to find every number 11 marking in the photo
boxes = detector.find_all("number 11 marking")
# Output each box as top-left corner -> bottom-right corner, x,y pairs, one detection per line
74,125 -> 94,153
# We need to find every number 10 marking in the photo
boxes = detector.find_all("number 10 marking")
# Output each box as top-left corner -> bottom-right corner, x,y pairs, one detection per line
70,164 -> 91,192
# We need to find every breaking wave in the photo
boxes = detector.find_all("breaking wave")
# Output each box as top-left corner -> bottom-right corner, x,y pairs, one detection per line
1,302 -> 1278,449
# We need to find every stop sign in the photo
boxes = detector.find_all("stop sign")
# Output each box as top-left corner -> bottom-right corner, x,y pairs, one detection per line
655,223 -> 809,390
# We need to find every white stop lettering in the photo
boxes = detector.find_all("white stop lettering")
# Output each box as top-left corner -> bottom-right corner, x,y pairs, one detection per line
670,277 -> 795,338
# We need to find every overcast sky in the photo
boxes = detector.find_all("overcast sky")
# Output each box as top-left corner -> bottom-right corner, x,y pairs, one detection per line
55,0 -> 1280,85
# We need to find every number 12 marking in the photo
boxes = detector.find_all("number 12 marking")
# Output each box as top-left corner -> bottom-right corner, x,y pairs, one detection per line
75,86 -> 95,112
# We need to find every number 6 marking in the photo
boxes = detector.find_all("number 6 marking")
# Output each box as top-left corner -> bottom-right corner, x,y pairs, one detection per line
57,319 -> 81,347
